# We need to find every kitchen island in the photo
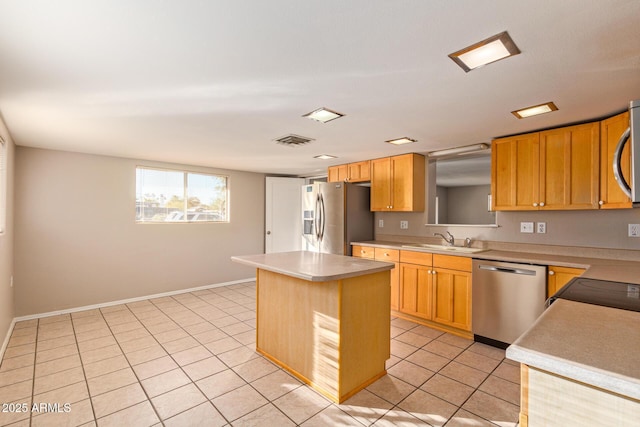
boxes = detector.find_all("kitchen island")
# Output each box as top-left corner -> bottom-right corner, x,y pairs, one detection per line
506,299 -> 640,426
231,251 -> 394,403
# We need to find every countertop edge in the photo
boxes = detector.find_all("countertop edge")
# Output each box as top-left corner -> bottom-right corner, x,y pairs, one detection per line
506,344 -> 640,401
231,253 -> 394,282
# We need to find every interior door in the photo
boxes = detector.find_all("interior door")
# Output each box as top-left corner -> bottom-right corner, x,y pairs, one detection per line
265,177 -> 305,253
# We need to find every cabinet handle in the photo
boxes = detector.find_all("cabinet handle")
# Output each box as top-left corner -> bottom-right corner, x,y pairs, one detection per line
549,271 -> 555,276
540,202 -> 545,207
533,203 -> 538,207
599,200 -> 604,205
384,253 -> 389,257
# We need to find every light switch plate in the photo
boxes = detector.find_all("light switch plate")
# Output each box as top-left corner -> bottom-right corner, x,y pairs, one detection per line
629,224 -> 640,237
520,222 -> 534,233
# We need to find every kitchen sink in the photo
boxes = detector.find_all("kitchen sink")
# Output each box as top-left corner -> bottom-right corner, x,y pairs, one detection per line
401,244 -> 487,254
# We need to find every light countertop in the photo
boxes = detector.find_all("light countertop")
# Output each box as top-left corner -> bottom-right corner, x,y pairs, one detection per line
231,250 -> 394,282
505,299 -> 640,400
351,240 -> 640,284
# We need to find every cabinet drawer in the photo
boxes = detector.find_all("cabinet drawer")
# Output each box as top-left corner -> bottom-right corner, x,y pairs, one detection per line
352,245 -> 374,259
400,250 -> 432,266
374,248 -> 399,262
433,254 -> 472,272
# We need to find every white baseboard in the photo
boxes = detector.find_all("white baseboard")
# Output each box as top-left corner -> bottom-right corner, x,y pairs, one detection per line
0,318 -> 16,363
13,277 -> 256,323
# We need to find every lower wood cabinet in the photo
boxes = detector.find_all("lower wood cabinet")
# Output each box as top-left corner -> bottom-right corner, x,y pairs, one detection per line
399,263 -> 433,320
353,245 -> 400,311
398,250 -> 472,333
547,265 -> 585,298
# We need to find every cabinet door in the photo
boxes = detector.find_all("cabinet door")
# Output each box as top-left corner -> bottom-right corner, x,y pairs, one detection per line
348,161 -> 371,182
375,248 -> 400,311
547,266 -> 585,297
371,157 -> 392,210
491,133 -> 540,210
328,165 -> 348,182
432,268 -> 472,331
391,154 -> 425,212
399,263 -> 432,320
600,111 -> 632,209
539,123 -> 600,210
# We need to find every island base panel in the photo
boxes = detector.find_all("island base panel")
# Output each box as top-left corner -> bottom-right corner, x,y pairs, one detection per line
256,269 -> 390,403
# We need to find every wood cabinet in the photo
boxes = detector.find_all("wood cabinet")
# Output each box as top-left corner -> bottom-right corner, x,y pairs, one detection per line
374,248 -> 400,311
348,161 -> 371,182
432,255 -> 472,331
328,161 -> 371,183
492,122 -> 600,211
328,164 -> 348,183
600,111 -> 632,209
352,245 -> 400,311
547,265 -> 585,297
398,250 -> 472,332
371,153 -> 425,212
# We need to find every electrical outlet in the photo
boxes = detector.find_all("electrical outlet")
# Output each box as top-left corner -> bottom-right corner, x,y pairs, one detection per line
520,222 -> 534,233
629,224 -> 640,237
378,219 -> 384,228
400,220 -> 408,229
537,222 -> 546,234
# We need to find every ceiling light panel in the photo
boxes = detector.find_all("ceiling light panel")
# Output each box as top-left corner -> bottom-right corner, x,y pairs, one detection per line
512,102 -> 559,119
449,31 -> 521,72
385,137 -> 417,145
303,107 -> 344,123
314,154 -> 337,160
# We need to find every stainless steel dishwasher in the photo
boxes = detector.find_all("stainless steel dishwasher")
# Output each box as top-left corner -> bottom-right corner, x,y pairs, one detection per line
472,259 -> 547,348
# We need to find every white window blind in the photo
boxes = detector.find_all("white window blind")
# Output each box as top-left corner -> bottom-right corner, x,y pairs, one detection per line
135,166 -> 229,223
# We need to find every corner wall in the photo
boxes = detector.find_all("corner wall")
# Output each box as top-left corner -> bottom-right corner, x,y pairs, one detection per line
14,147 -> 265,316
0,117 -> 15,348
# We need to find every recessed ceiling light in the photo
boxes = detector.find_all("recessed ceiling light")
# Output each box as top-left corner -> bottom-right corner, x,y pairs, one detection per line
385,137 -> 417,145
314,154 -> 337,160
449,31 -> 521,72
512,102 -> 559,119
303,107 -> 344,123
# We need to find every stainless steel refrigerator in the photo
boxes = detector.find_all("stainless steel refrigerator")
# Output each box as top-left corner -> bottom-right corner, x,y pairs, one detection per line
302,182 -> 373,256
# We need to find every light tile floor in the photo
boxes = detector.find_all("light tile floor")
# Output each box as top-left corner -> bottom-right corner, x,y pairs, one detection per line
0,282 -> 521,426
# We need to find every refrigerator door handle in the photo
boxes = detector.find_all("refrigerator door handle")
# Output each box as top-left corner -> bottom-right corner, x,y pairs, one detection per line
315,193 -> 321,241
613,126 -> 632,198
319,193 -> 326,242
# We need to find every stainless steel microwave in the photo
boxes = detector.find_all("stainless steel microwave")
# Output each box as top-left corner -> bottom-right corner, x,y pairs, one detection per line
613,99 -> 640,206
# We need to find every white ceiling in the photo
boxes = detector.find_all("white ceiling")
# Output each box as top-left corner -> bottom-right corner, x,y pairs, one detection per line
1,0 -> 639,176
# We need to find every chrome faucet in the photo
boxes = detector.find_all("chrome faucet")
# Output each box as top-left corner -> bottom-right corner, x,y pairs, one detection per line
434,231 -> 455,246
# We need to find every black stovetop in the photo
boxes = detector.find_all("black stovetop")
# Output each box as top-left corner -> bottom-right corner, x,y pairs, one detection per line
548,277 -> 640,312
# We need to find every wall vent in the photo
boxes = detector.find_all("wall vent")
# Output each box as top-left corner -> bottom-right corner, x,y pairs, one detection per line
274,134 -> 315,147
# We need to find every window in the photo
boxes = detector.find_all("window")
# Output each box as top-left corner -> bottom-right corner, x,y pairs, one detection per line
0,137 -> 6,234
136,167 -> 228,223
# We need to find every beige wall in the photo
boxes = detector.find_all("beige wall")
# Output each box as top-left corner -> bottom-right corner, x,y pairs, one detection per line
375,208 -> 640,251
14,147 -> 265,316
0,117 -> 15,344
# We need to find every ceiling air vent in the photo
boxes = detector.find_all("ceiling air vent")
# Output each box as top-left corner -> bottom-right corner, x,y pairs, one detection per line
274,134 -> 315,147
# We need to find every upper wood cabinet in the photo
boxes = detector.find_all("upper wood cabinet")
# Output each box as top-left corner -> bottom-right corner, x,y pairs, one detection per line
348,161 -> 371,182
328,164 -> 348,183
600,111 -> 632,209
491,122 -> 600,211
371,153 -> 425,212
328,160 -> 371,183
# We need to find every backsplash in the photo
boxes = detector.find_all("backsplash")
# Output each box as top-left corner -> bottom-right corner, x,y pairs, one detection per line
374,208 -> 640,252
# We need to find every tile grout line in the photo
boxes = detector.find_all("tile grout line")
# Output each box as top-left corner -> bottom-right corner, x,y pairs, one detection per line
68,313 -> 99,427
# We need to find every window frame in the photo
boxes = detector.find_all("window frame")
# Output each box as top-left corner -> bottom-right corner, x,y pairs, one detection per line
135,166 -> 230,224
